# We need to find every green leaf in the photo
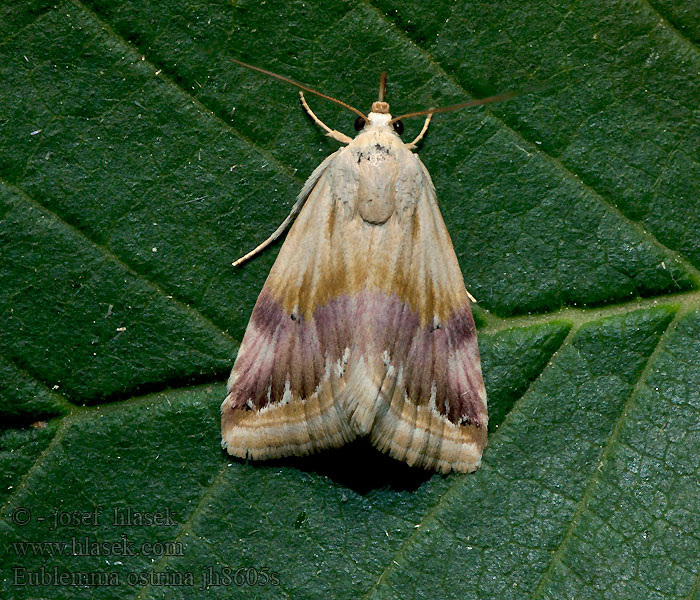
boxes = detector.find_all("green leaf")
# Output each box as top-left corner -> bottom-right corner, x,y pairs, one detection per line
1,1 -> 699,599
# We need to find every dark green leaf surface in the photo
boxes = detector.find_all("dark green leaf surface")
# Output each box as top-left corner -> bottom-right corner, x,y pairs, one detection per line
1,1 -> 698,598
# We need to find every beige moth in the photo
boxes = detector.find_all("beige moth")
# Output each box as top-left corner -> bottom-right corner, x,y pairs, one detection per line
221,61 -> 516,473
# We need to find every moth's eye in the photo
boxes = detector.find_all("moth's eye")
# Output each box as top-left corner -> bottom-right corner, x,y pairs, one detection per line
392,120 -> 404,135
354,116 -> 366,131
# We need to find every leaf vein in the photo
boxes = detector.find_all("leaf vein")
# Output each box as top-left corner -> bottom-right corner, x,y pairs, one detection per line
72,0 -> 304,185
360,0 -> 700,280
361,325 -> 574,599
529,306 -> 683,599
641,0 -> 700,54
0,176 -> 238,347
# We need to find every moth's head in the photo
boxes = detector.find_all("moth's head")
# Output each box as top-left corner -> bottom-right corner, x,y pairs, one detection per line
353,74 -> 405,136
354,104 -> 404,136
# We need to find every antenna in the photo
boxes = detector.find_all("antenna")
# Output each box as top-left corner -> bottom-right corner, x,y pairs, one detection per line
390,81 -> 551,123
378,72 -> 387,102
231,58 -> 368,121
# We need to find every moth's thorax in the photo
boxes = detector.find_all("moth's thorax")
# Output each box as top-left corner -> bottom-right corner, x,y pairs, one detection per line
347,126 -> 406,225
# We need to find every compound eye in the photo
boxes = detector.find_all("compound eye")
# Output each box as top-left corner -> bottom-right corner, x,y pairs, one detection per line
392,119 -> 404,135
354,116 -> 366,131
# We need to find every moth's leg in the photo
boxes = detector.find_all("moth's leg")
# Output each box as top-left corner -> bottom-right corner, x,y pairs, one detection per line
406,114 -> 433,149
233,199 -> 305,266
300,92 -> 352,144
233,215 -> 293,266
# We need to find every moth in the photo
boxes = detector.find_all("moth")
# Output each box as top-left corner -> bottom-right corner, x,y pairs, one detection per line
222,61 -> 520,473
